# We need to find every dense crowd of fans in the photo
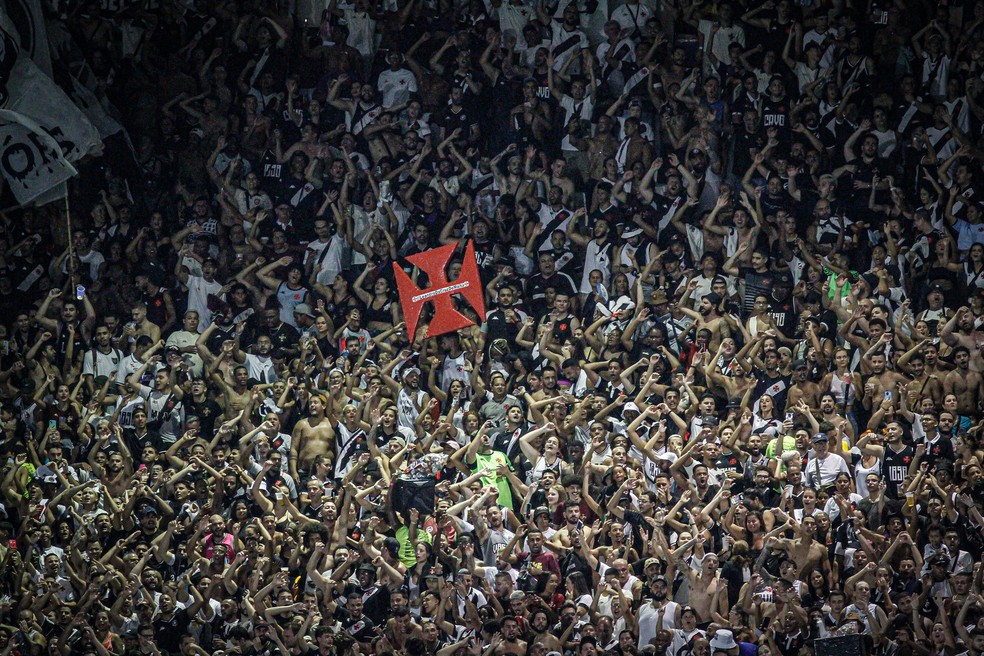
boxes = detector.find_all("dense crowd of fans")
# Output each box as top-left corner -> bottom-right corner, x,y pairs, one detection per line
4,0 -> 984,656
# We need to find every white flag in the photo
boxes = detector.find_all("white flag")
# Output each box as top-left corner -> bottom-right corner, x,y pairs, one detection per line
0,5 -> 100,205
0,108 -> 76,205
69,74 -> 122,139
0,0 -> 51,75
3,55 -> 101,163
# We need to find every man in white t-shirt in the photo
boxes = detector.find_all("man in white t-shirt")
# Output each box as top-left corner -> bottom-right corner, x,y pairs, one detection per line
611,0 -> 652,37
493,0 -> 536,39
805,433 -> 851,490
63,230 -> 106,282
235,334 -> 278,384
175,252 -> 224,331
164,310 -> 205,377
83,324 -> 124,393
377,52 -> 417,108
696,3 -> 745,68
304,216 -> 347,286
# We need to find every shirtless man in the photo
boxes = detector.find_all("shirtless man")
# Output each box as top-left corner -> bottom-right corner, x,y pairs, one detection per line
528,610 -> 564,653
771,516 -> 831,586
211,361 -> 252,418
531,367 -> 561,403
291,394 -> 336,482
548,500 -> 585,554
679,283 -> 733,351
861,351 -> 908,411
129,302 -> 162,345
674,551 -> 727,623
941,306 -> 984,372
943,346 -> 984,416
491,144 -> 524,198
897,345 -> 944,408
786,359 -> 821,411
492,616 -> 527,655
571,113 -> 619,183
545,157 -> 576,205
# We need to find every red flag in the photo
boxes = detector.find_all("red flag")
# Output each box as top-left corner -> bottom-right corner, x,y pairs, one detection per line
393,240 -> 487,339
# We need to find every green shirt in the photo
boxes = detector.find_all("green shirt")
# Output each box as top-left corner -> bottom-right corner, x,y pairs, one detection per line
395,523 -> 431,569
473,450 -> 514,510
764,435 -> 798,460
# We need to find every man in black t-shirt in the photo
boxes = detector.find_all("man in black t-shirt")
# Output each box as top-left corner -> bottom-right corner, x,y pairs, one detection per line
330,591 -> 377,644
768,269 -> 797,338
151,593 -> 197,653
352,562 -> 392,621
753,349 -> 792,413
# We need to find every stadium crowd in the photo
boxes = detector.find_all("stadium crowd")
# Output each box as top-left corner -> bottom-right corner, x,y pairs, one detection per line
4,0 -> 984,656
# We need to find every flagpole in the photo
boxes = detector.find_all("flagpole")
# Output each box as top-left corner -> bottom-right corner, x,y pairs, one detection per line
64,193 -> 75,292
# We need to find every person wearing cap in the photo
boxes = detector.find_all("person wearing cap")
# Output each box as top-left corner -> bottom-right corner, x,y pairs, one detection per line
291,302 -> 317,334
635,570 -> 678,649
763,268 -> 797,338
708,628 -> 740,655
665,605 -> 705,655
804,432 -> 850,491
681,252 -> 727,312
677,280 -> 733,352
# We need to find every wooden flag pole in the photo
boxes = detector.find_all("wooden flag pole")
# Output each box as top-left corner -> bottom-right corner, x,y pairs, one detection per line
65,193 -> 75,292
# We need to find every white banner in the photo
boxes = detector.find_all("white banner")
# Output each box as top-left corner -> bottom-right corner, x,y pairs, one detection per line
0,108 -> 76,205
70,74 -> 122,138
0,6 -> 100,206
3,55 -> 100,163
0,0 -> 50,75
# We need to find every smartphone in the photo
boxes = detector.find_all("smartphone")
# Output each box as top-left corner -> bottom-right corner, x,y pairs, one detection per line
785,412 -> 794,422
47,420 -> 56,429
883,391 -> 892,401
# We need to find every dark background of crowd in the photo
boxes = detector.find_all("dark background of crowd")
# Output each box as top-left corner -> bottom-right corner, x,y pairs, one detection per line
2,1 -> 984,656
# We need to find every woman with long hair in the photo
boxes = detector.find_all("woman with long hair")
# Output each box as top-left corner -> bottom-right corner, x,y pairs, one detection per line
519,427 -> 570,486
724,506 -> 768,558
750,395 -> 783,440
407,540 -> 438,604
353,262 -> 401,334
537,571 -> 567,611
820,348 -> 863,433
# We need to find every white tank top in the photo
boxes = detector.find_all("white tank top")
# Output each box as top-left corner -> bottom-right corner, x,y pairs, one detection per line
829,372 -> 856,406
